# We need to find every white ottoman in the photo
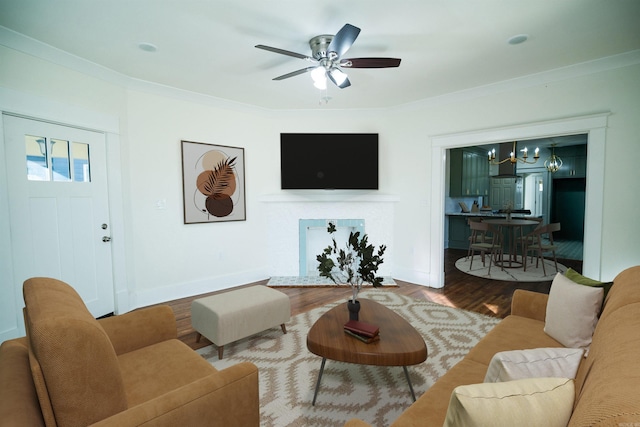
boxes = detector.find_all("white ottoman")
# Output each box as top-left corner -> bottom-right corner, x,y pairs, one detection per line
191,285 -> 291,359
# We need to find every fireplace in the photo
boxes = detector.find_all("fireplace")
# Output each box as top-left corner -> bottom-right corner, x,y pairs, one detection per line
299,219 -> 364,276
261,192 -> 396,279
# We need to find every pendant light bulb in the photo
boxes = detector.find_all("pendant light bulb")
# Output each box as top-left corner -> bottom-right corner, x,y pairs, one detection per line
311,67 -> 327,90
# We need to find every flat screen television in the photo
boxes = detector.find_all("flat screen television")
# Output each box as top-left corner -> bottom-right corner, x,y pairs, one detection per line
280,133 -> 379,190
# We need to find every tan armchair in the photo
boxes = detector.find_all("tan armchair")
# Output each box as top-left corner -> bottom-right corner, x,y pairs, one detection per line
1,277 -> 259,427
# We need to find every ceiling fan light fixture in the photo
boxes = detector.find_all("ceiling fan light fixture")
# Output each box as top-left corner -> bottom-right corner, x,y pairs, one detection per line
328,68 -> 348,87
256,23 -> 401,89
311,66 -> 327,89
313,78 -> 327,90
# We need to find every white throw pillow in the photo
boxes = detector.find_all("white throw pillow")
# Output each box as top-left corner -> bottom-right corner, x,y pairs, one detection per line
443,377 -> 575,427
484,347 -> 584,383
544,273 -> 604,351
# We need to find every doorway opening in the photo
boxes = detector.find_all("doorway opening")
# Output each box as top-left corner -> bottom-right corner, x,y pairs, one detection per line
445,135 -> 586,263
430,114 -> 608,287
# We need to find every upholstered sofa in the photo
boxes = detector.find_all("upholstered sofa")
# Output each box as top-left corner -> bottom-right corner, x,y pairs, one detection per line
0,277 -> 259,426
345,265 -> 640,426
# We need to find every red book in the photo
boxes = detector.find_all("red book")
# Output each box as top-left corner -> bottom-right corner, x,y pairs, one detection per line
344,320 -> 380,338
344,329 -> 380,344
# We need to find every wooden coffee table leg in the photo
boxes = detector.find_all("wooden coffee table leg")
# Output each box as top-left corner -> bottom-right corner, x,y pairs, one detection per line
312,358 -> 327,406
403,366 -> 417,402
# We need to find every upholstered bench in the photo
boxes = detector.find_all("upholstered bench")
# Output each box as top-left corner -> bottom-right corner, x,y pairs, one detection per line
191,285 -> 291,359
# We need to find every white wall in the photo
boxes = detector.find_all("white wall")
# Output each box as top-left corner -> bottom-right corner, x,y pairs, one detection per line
405,64 -> 640,282
2,45 -> 640,336
123,91 -> 272,306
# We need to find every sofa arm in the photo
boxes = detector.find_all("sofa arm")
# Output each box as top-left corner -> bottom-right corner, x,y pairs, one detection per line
510,289 -> 548,322
90,362 -> 259,426
344,419 -> 373,427
99,305 -> 177,355
0,338 -> 46,427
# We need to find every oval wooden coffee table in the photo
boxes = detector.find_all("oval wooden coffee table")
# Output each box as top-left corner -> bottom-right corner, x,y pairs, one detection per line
307,298 -> 428,405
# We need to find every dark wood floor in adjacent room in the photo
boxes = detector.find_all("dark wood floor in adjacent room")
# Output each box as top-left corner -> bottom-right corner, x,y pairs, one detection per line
162,249 -> 582,351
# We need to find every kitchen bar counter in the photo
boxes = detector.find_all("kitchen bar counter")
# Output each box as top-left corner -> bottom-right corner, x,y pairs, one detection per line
446,210 -> 535,218
446,211 -> 502,217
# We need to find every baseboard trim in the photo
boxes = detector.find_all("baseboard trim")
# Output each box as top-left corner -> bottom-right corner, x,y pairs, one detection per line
133,269 -> 269,309
391,267 -> 439,288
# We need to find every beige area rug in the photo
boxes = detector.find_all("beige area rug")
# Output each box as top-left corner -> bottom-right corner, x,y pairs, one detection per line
196,289 -> 500,427
455,255 -> 567,282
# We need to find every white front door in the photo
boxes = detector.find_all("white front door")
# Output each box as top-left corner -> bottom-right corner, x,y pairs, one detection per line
3,114 -> 115,319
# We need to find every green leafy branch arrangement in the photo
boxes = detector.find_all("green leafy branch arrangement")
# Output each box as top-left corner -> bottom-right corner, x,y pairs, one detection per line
316,222 -> 387,302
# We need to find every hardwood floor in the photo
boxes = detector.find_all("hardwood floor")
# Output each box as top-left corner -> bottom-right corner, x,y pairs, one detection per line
161,249 -> 582,351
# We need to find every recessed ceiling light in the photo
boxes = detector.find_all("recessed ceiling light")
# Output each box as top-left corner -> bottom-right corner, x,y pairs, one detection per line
138,42 -> 158,53
507,34 -> 529,45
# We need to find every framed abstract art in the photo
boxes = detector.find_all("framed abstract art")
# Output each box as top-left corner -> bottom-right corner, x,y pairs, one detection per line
181,140 -> 246,224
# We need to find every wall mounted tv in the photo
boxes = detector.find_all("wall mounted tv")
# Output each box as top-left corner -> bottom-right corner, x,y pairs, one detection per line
280,133 -> 379,190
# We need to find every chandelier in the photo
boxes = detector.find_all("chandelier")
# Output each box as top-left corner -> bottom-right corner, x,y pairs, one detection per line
544,145 -> 563,173
488,141 -> 539,165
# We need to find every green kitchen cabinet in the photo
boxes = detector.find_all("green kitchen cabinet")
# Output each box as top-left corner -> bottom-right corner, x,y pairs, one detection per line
450,148 -> 490,197
448,216 -> 471,250
552,145 -> 587,178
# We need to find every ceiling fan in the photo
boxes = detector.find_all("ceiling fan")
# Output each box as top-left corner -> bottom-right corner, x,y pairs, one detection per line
255,23 -> 401,89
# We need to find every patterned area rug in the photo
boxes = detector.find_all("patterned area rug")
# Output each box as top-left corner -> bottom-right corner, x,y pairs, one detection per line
455,255 -> 567,282
196,289 -> 500,427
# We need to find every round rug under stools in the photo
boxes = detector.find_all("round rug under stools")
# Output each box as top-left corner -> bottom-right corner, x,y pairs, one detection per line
455,255 -> 567,282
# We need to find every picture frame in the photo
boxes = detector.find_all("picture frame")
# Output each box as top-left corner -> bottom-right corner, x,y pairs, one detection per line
181,140 -> 246,224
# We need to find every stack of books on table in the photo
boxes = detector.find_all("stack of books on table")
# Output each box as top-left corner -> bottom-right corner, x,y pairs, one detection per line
344,320 -> 380,343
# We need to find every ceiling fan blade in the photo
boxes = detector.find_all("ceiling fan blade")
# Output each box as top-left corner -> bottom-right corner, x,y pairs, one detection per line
255,44 -> 312,61
328,68 -> 351,89
327,24 -> 361,58
341,57 -> 402,68
273,67 -> 316,80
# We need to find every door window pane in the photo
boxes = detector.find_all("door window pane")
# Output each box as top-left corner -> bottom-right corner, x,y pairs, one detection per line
72,142 -> 91,182
51,139 -> 71,182
25,135 -> 49,181
25,135 -> 91,183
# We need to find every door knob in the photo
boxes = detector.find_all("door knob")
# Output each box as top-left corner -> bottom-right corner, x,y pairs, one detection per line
102,236 -> 112,242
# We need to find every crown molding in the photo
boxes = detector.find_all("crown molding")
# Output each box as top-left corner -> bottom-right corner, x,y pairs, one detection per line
0,26 -> 266,113
2,25 -> 639,113
394,49 -> 640,112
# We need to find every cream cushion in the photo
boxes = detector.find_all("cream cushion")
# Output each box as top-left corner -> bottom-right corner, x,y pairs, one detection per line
443,377 -> 575,427
544,273 -> 603,351
484,347 -> 584,383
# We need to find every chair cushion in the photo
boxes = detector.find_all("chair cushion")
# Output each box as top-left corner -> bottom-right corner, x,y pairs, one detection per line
118,339 -> 217,406
544,273 -> 603,351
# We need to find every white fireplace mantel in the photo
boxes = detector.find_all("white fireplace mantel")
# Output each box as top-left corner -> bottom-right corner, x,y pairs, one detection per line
261,191 -> 397,277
